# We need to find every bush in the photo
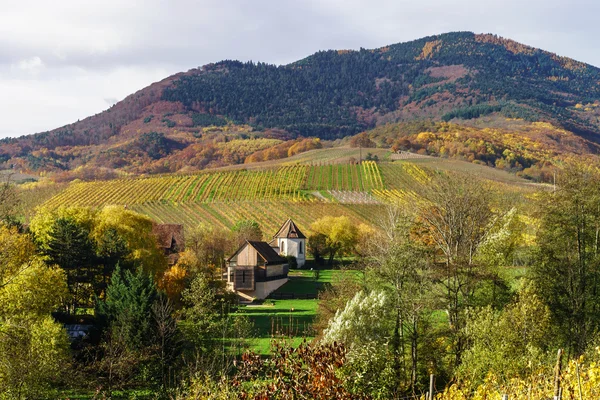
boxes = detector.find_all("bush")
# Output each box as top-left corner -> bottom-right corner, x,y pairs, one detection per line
286,255 -> 298,269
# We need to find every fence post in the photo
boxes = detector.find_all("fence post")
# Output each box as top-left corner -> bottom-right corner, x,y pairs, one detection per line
553,349 -> 563,400
576,362 -> 583,400
429,374 -> 434,400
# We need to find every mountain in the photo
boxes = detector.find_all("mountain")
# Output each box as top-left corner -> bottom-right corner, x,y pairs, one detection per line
2,31 -> 600,179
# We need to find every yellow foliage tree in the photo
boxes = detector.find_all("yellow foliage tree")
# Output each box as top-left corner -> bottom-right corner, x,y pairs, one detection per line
0,226 -> 70,397
93,205 -> 167,275
310,216 -> 359,264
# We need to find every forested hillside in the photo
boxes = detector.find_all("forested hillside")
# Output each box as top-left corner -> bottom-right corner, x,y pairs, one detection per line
2,32 -> 600,178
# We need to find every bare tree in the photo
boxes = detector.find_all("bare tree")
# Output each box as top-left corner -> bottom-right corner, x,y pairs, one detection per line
152,295 -> 182,388
416,171 -> 505,366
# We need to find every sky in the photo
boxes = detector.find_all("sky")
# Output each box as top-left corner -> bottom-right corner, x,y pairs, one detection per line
1,0 -> 599,139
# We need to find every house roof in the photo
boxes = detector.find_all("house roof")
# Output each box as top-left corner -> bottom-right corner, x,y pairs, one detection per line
152,223 -> 185,249
248,241 -> 287,264
227,240 -> 287,264
273,219 -> 306,239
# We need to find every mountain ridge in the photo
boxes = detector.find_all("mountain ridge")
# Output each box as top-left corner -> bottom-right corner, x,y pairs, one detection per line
2,31 -> 600,178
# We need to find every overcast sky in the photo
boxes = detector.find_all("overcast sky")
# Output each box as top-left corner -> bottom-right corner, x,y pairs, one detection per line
1,0 -> 598,139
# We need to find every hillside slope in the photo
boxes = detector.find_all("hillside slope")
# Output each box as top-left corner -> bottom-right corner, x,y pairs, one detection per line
3,31 -> 600,177
38,151 -> 535,233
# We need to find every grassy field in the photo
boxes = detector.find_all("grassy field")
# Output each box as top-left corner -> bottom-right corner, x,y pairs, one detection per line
243,298 -> 318,355
239,268 -> 361,355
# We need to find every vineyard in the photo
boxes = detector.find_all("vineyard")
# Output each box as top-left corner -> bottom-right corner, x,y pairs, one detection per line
130,201 -> 385,234
40,157 -> 532,232
43,161 -> 387,208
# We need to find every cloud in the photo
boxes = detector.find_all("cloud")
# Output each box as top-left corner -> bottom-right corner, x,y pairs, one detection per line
0,0 -> 599,138
14,56 -> 45,74
103,97 -> 119,106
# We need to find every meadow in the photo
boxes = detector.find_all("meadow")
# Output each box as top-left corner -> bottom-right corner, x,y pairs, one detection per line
241,268 -> 359,355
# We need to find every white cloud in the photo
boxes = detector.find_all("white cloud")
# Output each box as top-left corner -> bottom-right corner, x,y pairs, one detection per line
0,65 -> 174,138
11,56 -> 45,77
0,0 -> 599,138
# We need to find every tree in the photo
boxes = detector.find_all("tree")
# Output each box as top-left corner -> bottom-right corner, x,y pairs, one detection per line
0,175 -> 20,226
186,223 -> 235,269
95,267 -> 169,393
96,226 -> 131,291
181,273 -> 238,340
322,290 -> 397,398
180,272 -> 250,373
0,316 -> 70,399
365,207 -> 436,393
31,206 -> 168,310
323,290 -> 392,345
458,281 -> 552,387
309,216 -> 359,265
96,267 -> 158,352
307,232 -> 328,265
416,171 -> 505,367
533,165 -> 600,355
151,295 -> 183,389
232,219 -> 263,246
0,225 -> 37,289
93,206 -> 167,276
314,270 -> 364,335
42,216 -> 98,312
0,227 -> 70,398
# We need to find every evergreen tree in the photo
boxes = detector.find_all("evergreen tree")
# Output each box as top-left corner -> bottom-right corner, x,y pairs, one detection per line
43,217 -> 98,312
96,266 -> 158,351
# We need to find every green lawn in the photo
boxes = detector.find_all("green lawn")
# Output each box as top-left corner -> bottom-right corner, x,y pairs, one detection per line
273,267 -> 363,295
235,268 -> 364,354
240,299 -> 318,354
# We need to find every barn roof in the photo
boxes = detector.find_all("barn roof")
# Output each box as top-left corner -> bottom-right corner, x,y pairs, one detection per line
273,219 -> 306,239
152,223 -> 185,249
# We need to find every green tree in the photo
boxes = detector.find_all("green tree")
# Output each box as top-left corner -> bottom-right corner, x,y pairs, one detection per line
42,216 -> 98,312
94,267 -> 179,393
533,165 -> 600,355
458,281 -> 552,387
180,272 -> 251,372
96,226 -> 131,292
232,219 -> 263,246
365,207 -> 436,393
96,267 -> 158,352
